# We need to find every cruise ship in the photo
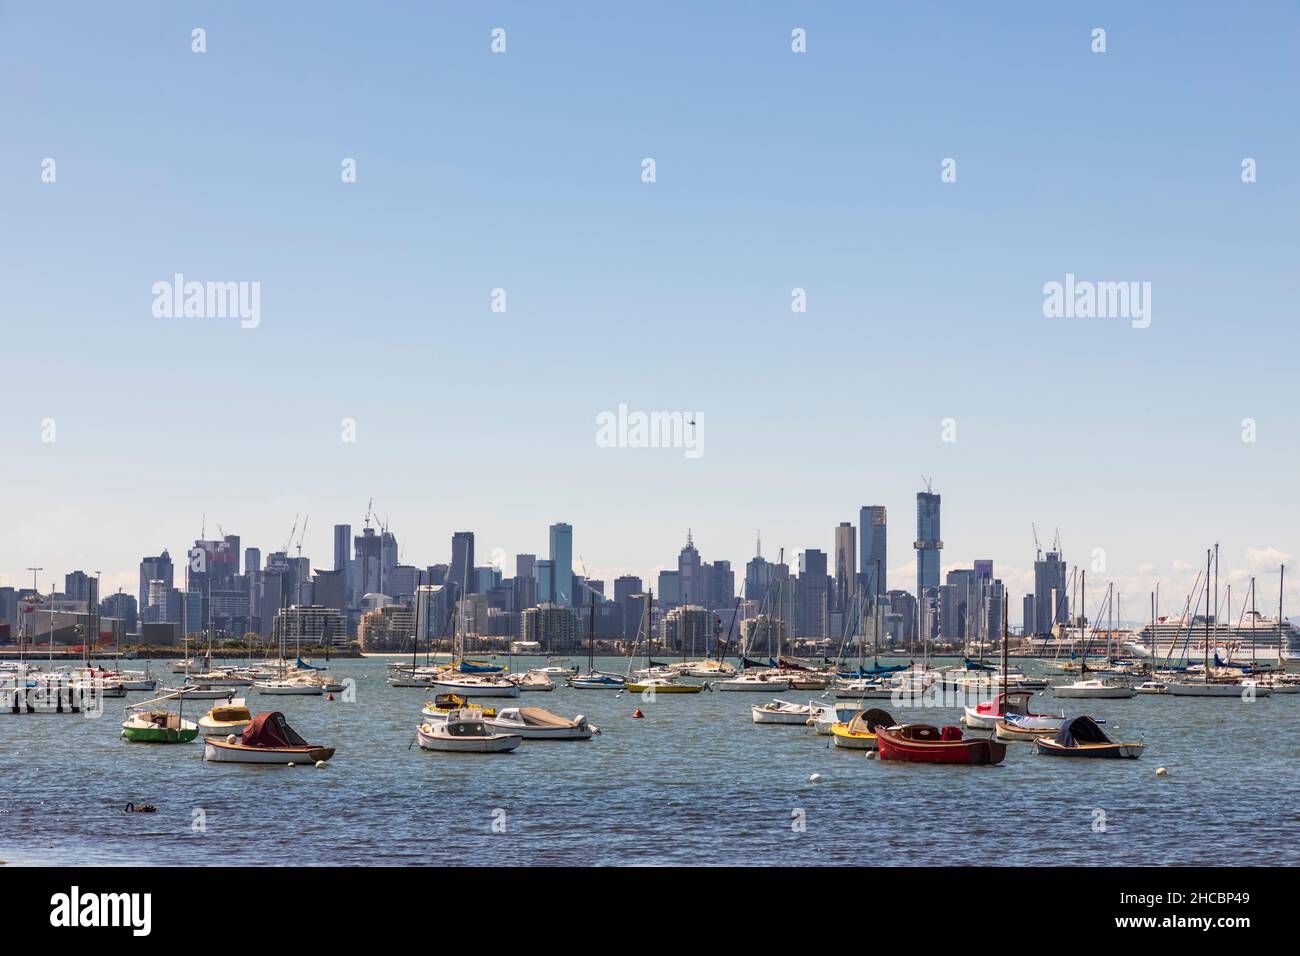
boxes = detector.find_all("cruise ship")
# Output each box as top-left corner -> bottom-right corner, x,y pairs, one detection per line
1125,611 -> 1299,664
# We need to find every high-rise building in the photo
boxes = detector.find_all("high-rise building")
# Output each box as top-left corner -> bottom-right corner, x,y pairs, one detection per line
706,560 -> 734,609
537,559 -> 556,604
614,575 -> 643,638
244,548 -> 261,575
677,530 -> 702,609
1022,594 -> 1036,637
834,522 -> 856,614
657,570 -> 681,607
1033,550 -> 1069,636
333,524 -> 352,604
64,571 -> 93,607
100,591 -> 138,634
450,532 -> 475,593
139,552 -> 174,614
797,549 -> 830,639
548,523 -> 573,605
380,530 -> 399,595
514,554 -> 538,609
354,527 -> 383,599
859,506 -> 887,601
745,533 -> 771,603
914,489 -> 942,601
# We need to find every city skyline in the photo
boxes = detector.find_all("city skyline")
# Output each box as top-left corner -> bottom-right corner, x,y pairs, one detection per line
1,489 -> 1293,631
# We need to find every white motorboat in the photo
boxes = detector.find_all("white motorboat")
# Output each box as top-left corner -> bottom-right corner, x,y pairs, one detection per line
432,676 -> 520,698
1134,680 -> 1169,695
484,707 -> 596,740
673,660 -> 738,678
714,672 -> 791,692
567,672 -> 627,690
751,699 -> 814,725
416,711 -> 522,753
1052,679 -> 1136,699
962,690 -> 1063,730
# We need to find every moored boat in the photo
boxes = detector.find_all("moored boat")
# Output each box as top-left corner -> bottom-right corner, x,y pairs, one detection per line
121,709 -> 199,743
1033,715 -> 1144,759
714,672 -> 791,692
751,699 -> 814,725
203,711 -> 335,764
197,699 -> 254,736
830,708 -> 897,750
484,707 -> 596,740
963,690 -> 1063,731
416,710 -> 522,753
624,676 -> 705,694
1052,678 -> 1136,699
875,723 -> 1007,765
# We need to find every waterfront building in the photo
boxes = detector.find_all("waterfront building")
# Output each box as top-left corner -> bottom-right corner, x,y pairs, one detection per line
358,604 -> 415,652
520,602 -> 579,652
658,604 -> 712,653
274,605 -> 347,649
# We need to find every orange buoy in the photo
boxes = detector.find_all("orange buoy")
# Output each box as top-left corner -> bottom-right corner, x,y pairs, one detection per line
326,693 -> 334,701
632,709 -> 644,719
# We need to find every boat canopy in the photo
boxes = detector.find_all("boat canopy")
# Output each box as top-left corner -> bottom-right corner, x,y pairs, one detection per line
1053,716 -> 1113,747
962,657 -> 997,671
846,708 -> 897,734
838,664 -> 907,678
458,660 -> 503,674
742,656 -> 777,669
515,707 -> 578,728
242,711 -> 309,747
295,656 -> 324,670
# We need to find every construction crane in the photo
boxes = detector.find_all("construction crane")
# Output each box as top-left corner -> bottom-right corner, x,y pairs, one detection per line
295,516 -> 309,557
1032,523 -> 1042,562
363,497 -> 375,531
920,475 -> 933,493
282,514 -> 299,554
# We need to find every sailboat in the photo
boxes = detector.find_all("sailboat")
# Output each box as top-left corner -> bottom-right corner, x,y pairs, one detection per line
121,690 -> 199,743
1053,577 -> 1136,699
568,590 -> 627,689
432,579 -> 518,698
1169,547 -> 1271,698
623,592 -> 704,694
254,596 -> 323,695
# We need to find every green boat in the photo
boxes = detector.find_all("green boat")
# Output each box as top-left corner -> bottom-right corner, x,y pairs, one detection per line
121,710 -> 200,743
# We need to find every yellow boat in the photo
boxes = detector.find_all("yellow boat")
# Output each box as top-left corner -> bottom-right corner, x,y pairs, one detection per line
197,699 -> 254,736
421,693 -> 497,720
623,678 -> 705,694
830,708 -> 896,750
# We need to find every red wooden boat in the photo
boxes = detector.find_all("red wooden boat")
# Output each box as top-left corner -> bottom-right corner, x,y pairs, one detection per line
875,723 -> 1007,766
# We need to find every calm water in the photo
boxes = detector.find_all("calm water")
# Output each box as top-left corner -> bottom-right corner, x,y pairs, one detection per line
2,656 -> 1297,866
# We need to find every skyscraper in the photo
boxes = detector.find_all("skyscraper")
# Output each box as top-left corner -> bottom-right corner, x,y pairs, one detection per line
139,552 -> 173,615
859,505 -> 887,601
833,522 -> 856,614
1033,550 -> 1068,636
354,527 -> 383,599
450,532 -> 475,594
333,524 -> 352,607
677,530 -> 702,608
797,549 -> 830,639
914,488 -> 942,599
549,522 -> 573,605
514,554 -> 537,609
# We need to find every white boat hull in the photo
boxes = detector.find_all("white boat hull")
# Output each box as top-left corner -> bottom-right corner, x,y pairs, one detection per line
416,726 -> 521,752
715,679 -> 791,692
203,739 -> 333,764
1052,685 -> 1136,699
751,707 -> 812,725
432,680 -> 520,698
255,682 -> 324,696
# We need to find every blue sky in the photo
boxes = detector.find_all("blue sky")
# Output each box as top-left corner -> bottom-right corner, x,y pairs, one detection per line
2,2 -> 1298,623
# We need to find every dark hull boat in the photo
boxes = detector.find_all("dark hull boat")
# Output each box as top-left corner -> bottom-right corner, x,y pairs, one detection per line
1033,715 -> 1144,759
875,723 -> 1006,766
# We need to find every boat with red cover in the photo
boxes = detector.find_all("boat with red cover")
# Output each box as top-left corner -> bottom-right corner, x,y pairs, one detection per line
875,723 -> 1006,766
203,711 -> 335,765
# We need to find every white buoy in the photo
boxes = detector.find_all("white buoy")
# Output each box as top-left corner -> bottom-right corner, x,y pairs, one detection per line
315,760 -> 326,768
809,773 -> 822,783
1156,767 -> 1168,776
866,751 -> 876,760
226,734 -> 236,743
287,762 -> 296,767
